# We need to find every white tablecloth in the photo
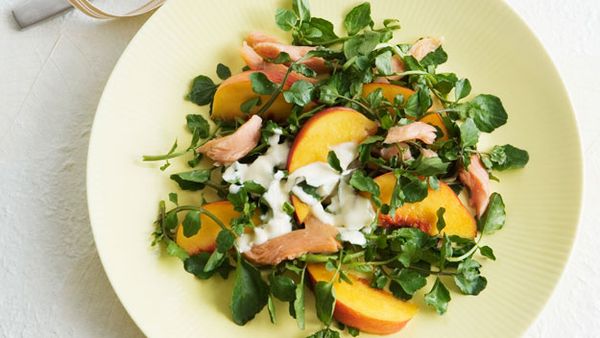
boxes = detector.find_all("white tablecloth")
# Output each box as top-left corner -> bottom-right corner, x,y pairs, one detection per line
1,0 -> 598,336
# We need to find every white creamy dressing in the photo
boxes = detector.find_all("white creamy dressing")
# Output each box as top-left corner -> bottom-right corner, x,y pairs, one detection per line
223,137 -> 375,252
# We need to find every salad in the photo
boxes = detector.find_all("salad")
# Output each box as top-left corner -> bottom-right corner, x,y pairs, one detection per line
146,1 -> 529,337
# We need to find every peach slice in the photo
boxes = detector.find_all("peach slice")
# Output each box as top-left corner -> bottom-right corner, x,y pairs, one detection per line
307,264 -> 418,335
175,201 -> 240,255
287,107 -> 378,222
375,172 -> 477,238
362,83 -> 448,141
211,70 -> 293,121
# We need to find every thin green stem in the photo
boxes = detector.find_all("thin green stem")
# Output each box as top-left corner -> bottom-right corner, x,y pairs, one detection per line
143,150 -> 189,162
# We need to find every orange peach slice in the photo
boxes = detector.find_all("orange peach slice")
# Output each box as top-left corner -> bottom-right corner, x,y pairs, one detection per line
307,264 -> 418,335
375,172 -> 476,238
211,70 -> 293,121
175,201 -> 240,255
287,107 -> 378,222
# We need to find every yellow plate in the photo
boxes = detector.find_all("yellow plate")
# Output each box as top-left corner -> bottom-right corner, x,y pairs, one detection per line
87,0 -> 583,337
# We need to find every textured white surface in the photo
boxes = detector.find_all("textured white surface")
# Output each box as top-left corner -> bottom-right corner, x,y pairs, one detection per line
0,0 -> 598,337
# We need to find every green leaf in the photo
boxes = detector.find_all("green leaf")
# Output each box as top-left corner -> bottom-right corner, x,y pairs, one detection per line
488,144 -> 529,170
436,207 -> 446,232
375,50 -> 393,75
479,193 -> 506,234
188,75 -> 217,106
439,234 -> 453,269
269,274 -> 296,302
282,201 -> 295,215
327,150 -> 343,172
460,94 -> 508,133
182,210 -> 201,237
292,0 -> 311,21
314,281 -> 336,325
344,3 -> 372,35
344,30 -> 382,59
240,97 -> 261,114
283,80 -> 315,106
306,328 -> 341,338
479,246 -> 496,260
170,169 -> 212,191
186,114 -> 210,138
389,280 -> 412,300
162,211 -> 178,233
298,18 -> 339,45
433,73 -> 458,95
231,257 -> 269,325
389,173 -> 405,214
349,170 -> 381,203
249,72 -> 278,95
204,249 -> 225,272
168,192 -> 178,205
424,278 -> 451,315
404,87 -> 432,118
411,156 -> 450,176
454,258 -> 487,295
459,118 -> 480,148
216,229 -> 234,252
166,240 -> 189,261
184,252 -> 216,279
402,176 -> 428,203
454,78 -> 471,101
244,181 -> 266,195
291,62 -> 318,77
227,187 -> 249,212
394,269 -> 427,295
347,327 -> 360,337
275,8 -> 298,31
267,295 -> 277,324
293,269 -> 306,329
216,63 -> 231,80
420,46 -> 448,67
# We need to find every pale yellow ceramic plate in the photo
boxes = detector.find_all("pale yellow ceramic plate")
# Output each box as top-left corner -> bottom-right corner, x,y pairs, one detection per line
87,0 -> 583,337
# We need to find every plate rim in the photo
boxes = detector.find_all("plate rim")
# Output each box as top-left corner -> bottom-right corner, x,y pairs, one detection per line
86,0 -> 585,336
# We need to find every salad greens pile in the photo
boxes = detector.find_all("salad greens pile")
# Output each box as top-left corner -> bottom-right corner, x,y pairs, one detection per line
146,1 -> 529,337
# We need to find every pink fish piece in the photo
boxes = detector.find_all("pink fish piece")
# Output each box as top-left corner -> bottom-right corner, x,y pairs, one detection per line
196,115 -> 262,165
384,122 -> 437,145
458,155 -> 491,217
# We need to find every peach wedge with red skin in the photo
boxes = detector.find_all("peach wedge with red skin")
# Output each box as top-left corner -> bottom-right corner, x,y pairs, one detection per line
375,172 -> 477,239
211,70 -> 292,121
362,83 -> 449,141
286,107 -> 378,222
307,264 -> 418,335
175,201 -> 240,255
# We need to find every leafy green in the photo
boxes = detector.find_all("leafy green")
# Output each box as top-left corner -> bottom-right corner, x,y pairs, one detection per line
404,87 -> 432,118
293,267 -> 306,329
375,50 -> 393,75
488,144 -> 529,170
283,80 -> 315,106
454,258 -> 487,295
168,192 -> 178,205
393,269 -> 427,295
185,252 -> 218,279
327,150 -> 343,172
411,156 -> 450,176
170,169 -> 212,191
186,114 -> 210,139
460,94 -> 508,132
216,229 -> 235,252
402,176 -> 428,203
269,274 -> 297,302
306,328 -> 341,338
479,193 -> 506,234
250,72 -> 278,95
420,46 -> 448,67
267,295 -> 277,324
166,240 -> 189,261
436,207 -> 446,232
275,8 -> 298,31
188,75 -> 217,106
216,63 -> 231,80
292,0 -> 310,22
344,3 -> 372,35
314,281 -> 336,325
240,97 -> 261,114
455,78 -> 471,101
479,246 -> 496,260
459,118 -> 480,148
349,170 -> 381,206
231,257 -> 269,325
424,278 -> 451,315
182,210 -> 201,237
